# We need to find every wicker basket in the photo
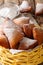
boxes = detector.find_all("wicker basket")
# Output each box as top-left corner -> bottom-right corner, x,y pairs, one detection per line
0,44 -> 43,65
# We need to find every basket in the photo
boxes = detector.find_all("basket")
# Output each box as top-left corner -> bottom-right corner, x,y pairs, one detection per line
0,44 -> 43,65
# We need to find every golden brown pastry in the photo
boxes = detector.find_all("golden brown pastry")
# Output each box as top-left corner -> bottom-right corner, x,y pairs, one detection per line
19,0 -> 32,13
20,7 -> 32,13
13,17 -> 29,28
18,37 -> 38,50
0,18 -> 24,49
0,34 -> 9,48
35,3 -> 43,15
0,17 -> 10,48
4,28 -> 24,49
33,27 -> 43,45
19,0 -> 35,13
23,23 -> 35,38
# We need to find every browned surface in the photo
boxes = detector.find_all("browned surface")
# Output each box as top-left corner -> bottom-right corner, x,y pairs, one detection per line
18,37 -> 38,50
33,27 -> 43,45
23,23 -> 35,38
13,17 -> 29,28
0,0 -> 43,50
0,34 -> 9,48
19,0 -> 35,12
20,7 -> 32,13
4,28 -> 24,49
